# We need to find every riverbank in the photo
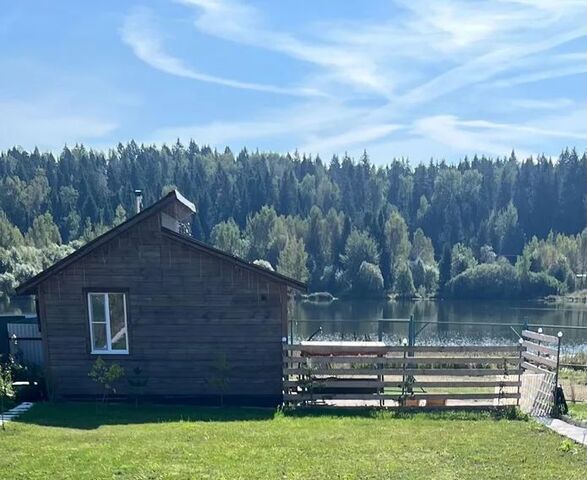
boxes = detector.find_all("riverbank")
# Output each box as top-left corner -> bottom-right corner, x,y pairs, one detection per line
545,290 -> 587,305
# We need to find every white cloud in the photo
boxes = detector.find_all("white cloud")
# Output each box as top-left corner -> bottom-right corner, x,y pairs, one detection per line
140,0 -> 587,162
299,124 -> 404,156
492,64 -> 587,88
121,7 -> 325,97
510,98 -> 573,110
0,100 -> 117,151
177,0 -> 394,96
412,112 -> 587,159
400,26 -> 587,105
151,100 -> 374,148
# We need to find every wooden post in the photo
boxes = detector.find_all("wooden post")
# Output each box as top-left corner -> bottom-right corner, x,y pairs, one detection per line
553,331 -> 563,415
400,339 -> 408,404
377,319 -> 383,342
377,319 -> 383,406
408,315 -> 415,357
516,338 -> 523,406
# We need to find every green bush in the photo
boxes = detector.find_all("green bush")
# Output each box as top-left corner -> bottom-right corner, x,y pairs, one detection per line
446,263 -> 520,299
354,261 -> 384,295
447,263 -> 564,299
521,271 -> 564,298
394,262 -> 416,298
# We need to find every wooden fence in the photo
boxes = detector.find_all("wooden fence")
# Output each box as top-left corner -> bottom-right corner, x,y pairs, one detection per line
7,322 -> 43,367
519,329 -> 561,416
283,342 -> 523,408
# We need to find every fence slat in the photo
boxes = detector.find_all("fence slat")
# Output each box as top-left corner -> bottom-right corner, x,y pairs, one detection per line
521,340 -> 557,357
284,392 -> 519,401
284,356 -> 520,365
284,345 -> 521,354
522,330 -> 558,344
283,380 -> 520,389
522,351 -> 558,369
521,361 -> 552,375
284,367 -> 521,376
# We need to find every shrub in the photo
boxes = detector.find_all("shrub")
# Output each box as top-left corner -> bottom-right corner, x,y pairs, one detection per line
423,264 -> 439,296
0,363 -> 15,431
88,357 -> 125,403
520,271 -> 563,298
394,262 -> 416,298
354,261 -> 384,295
446,263 -> 520,299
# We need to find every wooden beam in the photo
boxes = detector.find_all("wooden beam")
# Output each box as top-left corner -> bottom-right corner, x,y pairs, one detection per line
522,351 -> 558,369
284,345 -> 521,354
284,356 -> 520,365
284,368 -> 520,376
522,330 -> 558,344
284,392 -> 519,401
521,361 -> 552,375
283,380 -> 520,389
521,340 -> 557,356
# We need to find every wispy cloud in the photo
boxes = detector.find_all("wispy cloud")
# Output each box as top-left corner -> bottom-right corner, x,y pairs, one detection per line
491,64 -> 587,88
413,111 -> 587,158
140,0 -> 587,160
510,98 -> 574,110
0,99 -> 117,151
121,7 -> 325,97
177,0 -> 394,97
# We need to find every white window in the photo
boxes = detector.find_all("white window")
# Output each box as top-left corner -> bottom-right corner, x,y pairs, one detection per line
87,292 -> 129,354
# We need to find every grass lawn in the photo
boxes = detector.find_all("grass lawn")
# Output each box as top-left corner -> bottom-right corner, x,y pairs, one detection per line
0,403 -> 586,479
568,402 -> 587,422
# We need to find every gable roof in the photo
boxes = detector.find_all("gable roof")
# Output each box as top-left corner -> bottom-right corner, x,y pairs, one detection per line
16,190 -> 307,295
161,228 -> 306,291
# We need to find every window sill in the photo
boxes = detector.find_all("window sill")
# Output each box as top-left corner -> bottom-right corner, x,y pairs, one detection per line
90,350 -> 129,355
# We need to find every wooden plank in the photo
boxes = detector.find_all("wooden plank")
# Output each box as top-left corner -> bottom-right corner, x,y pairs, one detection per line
284,368 -> 520,376
284,345 -> 521,354
283,380 -> 521,389
522,352 -> 558,369
413,380 -> 520,388
521,340 -> 557,357
522,330 -> 559,344
284,392 -> 519,401
521,361 -> 553,375
284,356 -> 520,365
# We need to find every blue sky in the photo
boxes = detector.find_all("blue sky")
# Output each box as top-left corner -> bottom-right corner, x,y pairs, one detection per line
1,0 -> 586,164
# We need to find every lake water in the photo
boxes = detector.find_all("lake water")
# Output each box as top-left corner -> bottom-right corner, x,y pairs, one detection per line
292,299 -> 587,353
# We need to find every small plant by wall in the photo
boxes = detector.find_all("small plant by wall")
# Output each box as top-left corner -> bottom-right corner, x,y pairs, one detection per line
209,353 -> 231,407
127,367 -> 149,407
88,357 -> 125,404
0,363 -> 15,431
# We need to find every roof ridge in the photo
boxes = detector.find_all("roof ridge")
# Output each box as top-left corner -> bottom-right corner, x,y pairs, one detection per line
15,192 -> 178,295
160,228 -> 307,291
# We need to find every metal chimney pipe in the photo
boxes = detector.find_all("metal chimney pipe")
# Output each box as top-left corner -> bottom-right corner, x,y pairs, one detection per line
134,189 -> 143,214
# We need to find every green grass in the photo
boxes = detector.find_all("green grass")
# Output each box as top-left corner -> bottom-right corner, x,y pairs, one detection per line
0,403 -> 586,479
568,402 -> 587,422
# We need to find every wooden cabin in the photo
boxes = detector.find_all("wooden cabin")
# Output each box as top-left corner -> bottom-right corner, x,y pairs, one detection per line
16,191 -> 306,405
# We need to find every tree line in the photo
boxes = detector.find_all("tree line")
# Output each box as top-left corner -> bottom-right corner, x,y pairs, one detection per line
0,142 -> 585,301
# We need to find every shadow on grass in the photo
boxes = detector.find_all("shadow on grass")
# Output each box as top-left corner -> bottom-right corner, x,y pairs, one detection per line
15,402 -> 277,430
15,402 -> 527,430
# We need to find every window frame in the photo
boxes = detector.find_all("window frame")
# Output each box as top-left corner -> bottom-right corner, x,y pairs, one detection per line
87,292 -> 129,355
